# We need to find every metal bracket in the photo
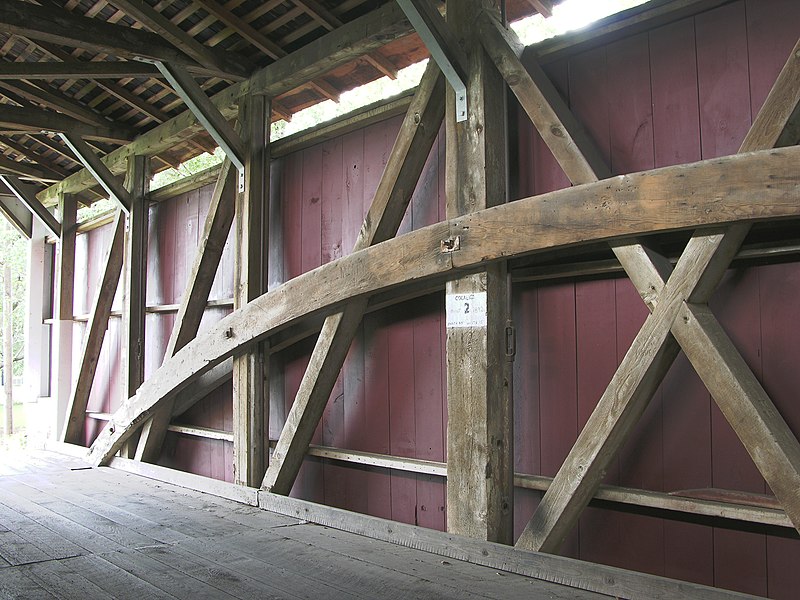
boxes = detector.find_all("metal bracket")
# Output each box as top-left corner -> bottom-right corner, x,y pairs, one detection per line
396,0 -> 469,122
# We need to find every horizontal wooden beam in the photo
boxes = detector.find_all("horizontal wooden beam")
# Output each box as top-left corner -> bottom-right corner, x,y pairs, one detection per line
0,106 -> 134,144
86,146 -> 800,465
37,1 -> 415,205
0,61 -> 163,80
105,0 -> 251,79
0,2 -> 207,74
0,155 -> 58,182
0,80 -> 111,128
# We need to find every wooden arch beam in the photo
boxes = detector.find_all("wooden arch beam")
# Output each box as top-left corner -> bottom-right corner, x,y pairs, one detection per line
482,15 -> 800,551
86,146 -> 800,466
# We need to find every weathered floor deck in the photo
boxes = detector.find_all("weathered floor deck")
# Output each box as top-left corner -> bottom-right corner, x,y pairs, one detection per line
0,449 -> 604,599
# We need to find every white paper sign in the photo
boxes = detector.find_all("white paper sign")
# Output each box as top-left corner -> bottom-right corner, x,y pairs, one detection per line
446,292 -> 487,328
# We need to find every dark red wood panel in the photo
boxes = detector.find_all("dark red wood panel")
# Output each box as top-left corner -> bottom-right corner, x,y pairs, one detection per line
574,279 -> 621,567
760,263 -> 800,599
536,282 -> 579,557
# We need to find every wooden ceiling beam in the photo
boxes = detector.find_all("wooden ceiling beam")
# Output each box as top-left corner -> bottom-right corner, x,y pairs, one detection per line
105,0 -> 252,79
0,155 -> 59,182
0,105 -> 134,144
192,0 -> 285,60
0,80 -> 113,128
0,2 -> 229,79
93,80 -> 171,123
293,0 -> 398,79
30,134 -> 81,166
0,60 -> 162,80
0,137 -> 70,178
38,0 -> 415,205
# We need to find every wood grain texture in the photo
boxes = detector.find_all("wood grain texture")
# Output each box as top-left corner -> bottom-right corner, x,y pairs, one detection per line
87,146 -> 800,465
444,0 -> 513,545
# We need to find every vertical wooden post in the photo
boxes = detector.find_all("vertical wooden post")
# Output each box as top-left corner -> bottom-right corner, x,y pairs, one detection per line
23,220 -> 50,402
233,92 -> 270,486
122,155 -> 150,399
3,264 -> 12,436
445,0 -> 513,544
54,193 -> 76,439
120,155 -> 150,456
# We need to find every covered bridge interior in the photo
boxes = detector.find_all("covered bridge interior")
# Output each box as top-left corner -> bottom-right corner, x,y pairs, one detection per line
1,0 -> 799,598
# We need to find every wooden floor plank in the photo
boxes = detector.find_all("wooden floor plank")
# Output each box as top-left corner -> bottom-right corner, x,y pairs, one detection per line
97,549 -> 243,600
0,501 -> 86,561
0,566 -> 58,599
59,554 -> 179,600
0,530 -> 51,566
1,480 -> 164,549
0,488 -> 125,555
0,450 -> 710,600
20,559 -> 111,600
145,535 -> 344,599
136,544 -> 307,600
188,529 -> 497,600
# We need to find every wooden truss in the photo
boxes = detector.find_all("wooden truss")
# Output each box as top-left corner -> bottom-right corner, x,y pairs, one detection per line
479,17 -> 800,550
63,0 -> 800,558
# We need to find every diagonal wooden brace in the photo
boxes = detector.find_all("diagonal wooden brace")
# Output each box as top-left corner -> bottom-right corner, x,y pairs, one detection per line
500,19 -> 800,551
262,63 -> 445,493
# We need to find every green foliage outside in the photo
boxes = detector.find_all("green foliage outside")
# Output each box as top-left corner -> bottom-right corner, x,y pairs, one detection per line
0,218 -> 28,379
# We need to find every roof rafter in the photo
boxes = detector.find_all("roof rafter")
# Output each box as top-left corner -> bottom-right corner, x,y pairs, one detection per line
0,2 -> 231,79
104,0 -> 253,80
0,61 -> 163,80
0,105 -> 134,144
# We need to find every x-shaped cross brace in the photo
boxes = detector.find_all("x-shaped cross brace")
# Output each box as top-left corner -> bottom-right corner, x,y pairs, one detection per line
476,13 -> 800,552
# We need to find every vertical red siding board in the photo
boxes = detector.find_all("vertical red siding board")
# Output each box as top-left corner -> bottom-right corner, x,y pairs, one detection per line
568,49 -> 611,171
696,5 -> 766,594
341,128 -> 369,515
410,136 -> 445,530
318,137 -> 349,509
300,145 -> 325,502
760,263 -> 800,598
363,310 -> 392,518
536,282 -> 579,556
605,32 -> 666,576
745,0 -> 800,121
650,19 -> 702,168
574,279 -> 623,567
358,121 -> 395,519
388,311 -> 417,525
696,2 -> 753,161
709,268 -> 768,597
512,284 -> 540,540
662,350 -> 714,586
413,295 -> 445,531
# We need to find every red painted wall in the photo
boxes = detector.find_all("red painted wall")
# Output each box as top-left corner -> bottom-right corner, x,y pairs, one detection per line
79,0 -> 800,595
